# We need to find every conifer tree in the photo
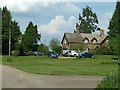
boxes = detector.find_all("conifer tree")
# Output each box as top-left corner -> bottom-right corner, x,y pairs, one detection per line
2,6 -> 21,54
76,6 -> 98,34
22,22 -> 41,51
108,1 -> 120,54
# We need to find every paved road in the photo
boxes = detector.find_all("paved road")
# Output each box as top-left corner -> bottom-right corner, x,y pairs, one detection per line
2,65 -> 104,88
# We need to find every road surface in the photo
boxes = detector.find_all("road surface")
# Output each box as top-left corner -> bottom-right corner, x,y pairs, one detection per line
1,65 -> 104,88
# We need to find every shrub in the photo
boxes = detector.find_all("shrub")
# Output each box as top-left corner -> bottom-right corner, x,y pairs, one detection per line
7,57 -> 12,62
11,50 -> 19,56
38,43 -> 49,54
28,51 -> 34,56
96,73 -> 118,89
93,46 -> 117,55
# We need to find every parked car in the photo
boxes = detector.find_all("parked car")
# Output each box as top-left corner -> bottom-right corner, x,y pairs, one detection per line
79,52 -> 94,58
34,51 -> 44,56
63,50 -> 78,57
48,51 -> 58,58
20,51 -> 29,56
63,52 -> 69,57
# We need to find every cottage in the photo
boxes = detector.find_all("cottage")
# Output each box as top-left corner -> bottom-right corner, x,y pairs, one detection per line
61,27 -> 109,51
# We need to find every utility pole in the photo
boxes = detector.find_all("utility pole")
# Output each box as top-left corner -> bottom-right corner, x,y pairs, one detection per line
9,20 -> 11,56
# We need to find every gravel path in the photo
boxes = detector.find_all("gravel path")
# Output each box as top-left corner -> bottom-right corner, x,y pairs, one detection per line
2,65 -> 104,88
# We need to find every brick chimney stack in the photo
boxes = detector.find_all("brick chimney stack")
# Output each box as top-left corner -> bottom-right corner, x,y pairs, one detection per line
75,26 -> 80,34
100,29 -> 104,36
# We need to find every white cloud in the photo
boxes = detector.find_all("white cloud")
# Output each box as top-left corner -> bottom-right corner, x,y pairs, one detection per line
63,2 -> 80,13
38,15 -> 65,35
98,11 -> 113,33
38,15 -> 77,45
38,15 -> 77,35
0,0 -> 55,12
0,0 -> 117,12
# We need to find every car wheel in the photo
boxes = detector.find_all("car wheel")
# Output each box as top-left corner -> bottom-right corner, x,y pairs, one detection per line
74,54 -> 76,57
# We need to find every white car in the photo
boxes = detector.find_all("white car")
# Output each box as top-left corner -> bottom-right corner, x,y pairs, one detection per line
67,50 -> 78,57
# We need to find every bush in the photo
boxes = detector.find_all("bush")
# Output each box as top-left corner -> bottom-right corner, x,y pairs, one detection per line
93,46 -> 117,55
11,50 -> 19,56
7,57 -> 12,62
38,43 -> 49,54
28,51 -> 34,56
96,73 -> 118,89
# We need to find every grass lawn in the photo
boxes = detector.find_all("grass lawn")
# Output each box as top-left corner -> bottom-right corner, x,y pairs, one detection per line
2,55 -> 118,76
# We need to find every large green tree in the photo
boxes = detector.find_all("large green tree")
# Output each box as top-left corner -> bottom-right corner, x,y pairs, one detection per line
108,1 -> 120,55
11,21 -> 21,50
0,8 -> 2,55
2,6 -> 12,54
76,6 -> 98,34
2,6 -> 21,54
22,22 -> 41,51
49,38 -> 62,55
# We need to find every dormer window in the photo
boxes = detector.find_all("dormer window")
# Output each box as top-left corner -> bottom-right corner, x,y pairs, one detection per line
92,39 -> 97,43
91,37 -> 97,43
83,37 -> 89,43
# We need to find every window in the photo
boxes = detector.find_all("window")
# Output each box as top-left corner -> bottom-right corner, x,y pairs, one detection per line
64,39 -> 67,44
84,39 -> 89,43
92,38 -> 97,43
92,39 -> 97,43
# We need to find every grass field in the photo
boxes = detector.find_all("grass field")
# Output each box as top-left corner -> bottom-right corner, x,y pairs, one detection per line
2,55 -> 118,76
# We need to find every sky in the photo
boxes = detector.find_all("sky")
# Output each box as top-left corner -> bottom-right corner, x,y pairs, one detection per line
0,0 -> 117,46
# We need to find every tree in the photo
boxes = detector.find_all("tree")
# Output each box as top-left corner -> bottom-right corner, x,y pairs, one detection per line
22,22 -> 41,51
2,6 -> 12,54
38,43 -> 49,54
11,21 -> 21,51
2,7 -> 22,54
0,8 -> 1,55
49,38 -> 62,55
76,6 -> 98,34
108,1 -> 120,55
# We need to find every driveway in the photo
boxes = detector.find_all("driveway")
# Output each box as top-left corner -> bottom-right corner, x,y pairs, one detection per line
2,65 -> 104,88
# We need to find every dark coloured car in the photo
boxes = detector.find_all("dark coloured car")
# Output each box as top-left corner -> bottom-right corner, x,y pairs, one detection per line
34,51 -> 44,56
48,51 -> 58,58
20,51 -> 29,56
79,52 -> 94,58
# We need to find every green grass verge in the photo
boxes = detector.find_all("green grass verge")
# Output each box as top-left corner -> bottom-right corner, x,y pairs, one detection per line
2,55 -> 118,76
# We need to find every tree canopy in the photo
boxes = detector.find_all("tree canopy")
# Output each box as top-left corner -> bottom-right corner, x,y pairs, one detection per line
38,43 -> 49,54
22,21 -> 41,51
2,6 -> 12,54
2,6 -> 21,54
49,38 -> 62,55
75,6 -> 99,34
0,8 -> 2,55
108,1 -> 120,55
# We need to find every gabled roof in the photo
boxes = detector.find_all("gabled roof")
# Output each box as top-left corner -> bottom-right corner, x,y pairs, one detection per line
61,33 -> 83,44
61,32 -> 108,45
80,33 -> 108,43
83,37 -> 89,41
